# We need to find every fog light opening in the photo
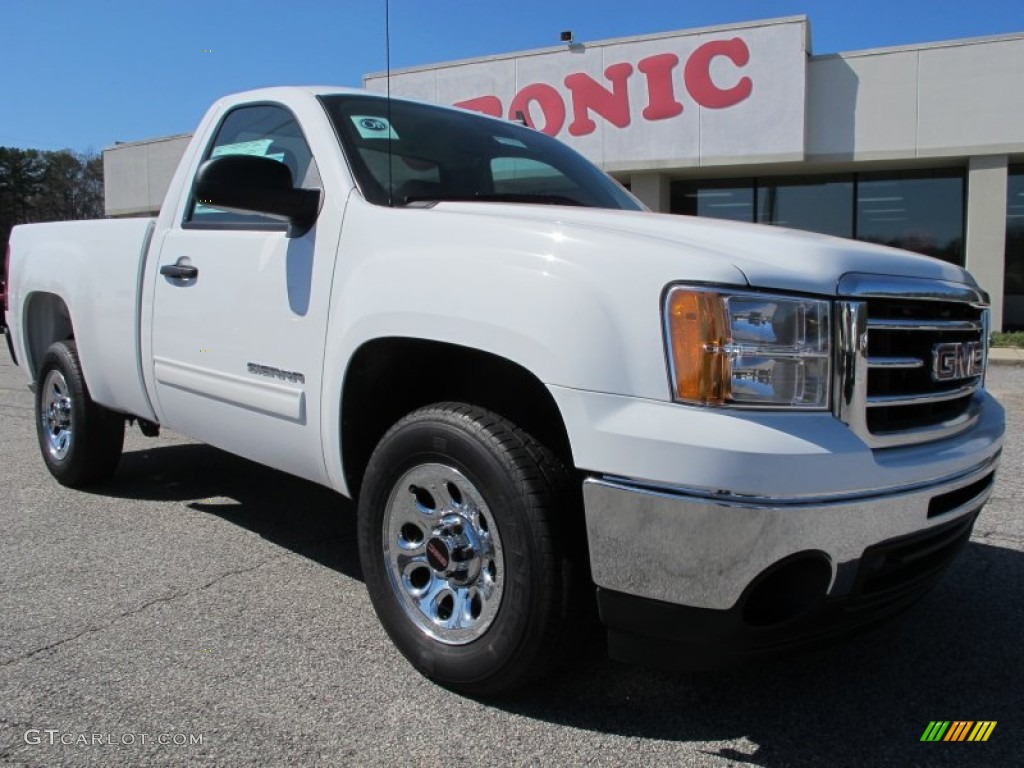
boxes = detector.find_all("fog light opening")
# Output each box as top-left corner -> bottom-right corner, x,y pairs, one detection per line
742,553 -> 832,627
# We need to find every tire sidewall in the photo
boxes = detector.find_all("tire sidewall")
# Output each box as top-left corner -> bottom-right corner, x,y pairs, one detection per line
358,413 -> 547,689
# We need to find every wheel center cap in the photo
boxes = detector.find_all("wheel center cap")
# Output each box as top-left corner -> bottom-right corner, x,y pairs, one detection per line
426,538 -> 451,572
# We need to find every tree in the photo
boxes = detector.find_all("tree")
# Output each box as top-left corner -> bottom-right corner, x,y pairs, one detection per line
0,148 -> 44,250
0,146 -> 104,255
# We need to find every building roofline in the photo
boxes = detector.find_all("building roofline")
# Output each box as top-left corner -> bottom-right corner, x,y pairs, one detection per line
364,15 -> 810,81
811,29 -> 1024,61
102,133 -> 193,152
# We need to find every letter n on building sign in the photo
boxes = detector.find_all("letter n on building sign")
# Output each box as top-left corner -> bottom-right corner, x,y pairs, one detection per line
564,63 -> 634,136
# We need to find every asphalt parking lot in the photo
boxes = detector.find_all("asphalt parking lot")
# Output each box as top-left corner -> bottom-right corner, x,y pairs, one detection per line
0,337 -> 1020,768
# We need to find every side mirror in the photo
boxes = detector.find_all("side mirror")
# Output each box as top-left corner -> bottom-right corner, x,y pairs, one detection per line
193,154 -> 321,237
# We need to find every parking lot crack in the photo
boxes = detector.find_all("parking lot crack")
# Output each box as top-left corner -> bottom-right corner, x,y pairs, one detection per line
0,555 -> 284,668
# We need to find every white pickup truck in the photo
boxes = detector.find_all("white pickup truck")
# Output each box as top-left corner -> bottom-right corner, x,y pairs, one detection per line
4,87 -> 1004,695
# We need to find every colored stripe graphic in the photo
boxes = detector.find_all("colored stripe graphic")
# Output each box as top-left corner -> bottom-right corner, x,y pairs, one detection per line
944,721 -> 972,741
920,721 -> 996,742
968,722 -> 997,742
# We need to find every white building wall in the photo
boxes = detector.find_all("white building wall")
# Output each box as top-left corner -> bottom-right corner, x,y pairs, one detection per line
806,35 -> 1024,162
918,38 -> 1024,157
806,51 -> 919,162
103,135 -> 191,217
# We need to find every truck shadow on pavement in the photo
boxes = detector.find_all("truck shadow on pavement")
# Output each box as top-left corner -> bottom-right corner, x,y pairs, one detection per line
96,441 -> 363,581
98,442 -> 1019,767
498,540 -> 1021,767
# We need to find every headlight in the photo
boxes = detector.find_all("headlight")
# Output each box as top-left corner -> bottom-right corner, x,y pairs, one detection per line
664,286 -> 831,408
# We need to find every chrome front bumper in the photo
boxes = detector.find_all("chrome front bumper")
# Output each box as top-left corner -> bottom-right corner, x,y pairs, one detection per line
583,453 -> 999,611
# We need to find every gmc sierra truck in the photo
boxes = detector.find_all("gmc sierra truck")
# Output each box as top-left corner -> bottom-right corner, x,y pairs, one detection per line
4,87 -> 1004,695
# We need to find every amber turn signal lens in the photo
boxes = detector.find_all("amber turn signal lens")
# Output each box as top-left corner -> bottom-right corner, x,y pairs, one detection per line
666,289 -> 729,404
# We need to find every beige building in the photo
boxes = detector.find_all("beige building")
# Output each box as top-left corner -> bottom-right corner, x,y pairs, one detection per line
104,16 -> 1024,329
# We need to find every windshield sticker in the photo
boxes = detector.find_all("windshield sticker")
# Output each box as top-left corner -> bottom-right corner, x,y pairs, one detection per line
494,136 -> 527,149
211,139 -> 279,159
352,116 -> 399,140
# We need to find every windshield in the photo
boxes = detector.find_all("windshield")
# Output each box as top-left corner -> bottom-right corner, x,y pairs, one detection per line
319,94 -> 643,211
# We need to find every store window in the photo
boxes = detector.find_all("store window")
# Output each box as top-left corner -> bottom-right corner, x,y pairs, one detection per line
671,179 -> 754,223
757,175 -> 853,238
671,169 -> 965,265
1005,166 -> 1024,330
856,170 -> 964,265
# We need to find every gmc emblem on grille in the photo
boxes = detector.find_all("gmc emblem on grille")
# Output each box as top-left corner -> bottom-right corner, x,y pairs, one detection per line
931,341 -> 985,382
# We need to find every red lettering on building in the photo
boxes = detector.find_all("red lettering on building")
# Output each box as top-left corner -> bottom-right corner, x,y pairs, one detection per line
683,37 -> 753,109
564,63 -> 634,136
637,53 -> 684,121
453,95 -> 503,118
453,36 -> 754,134
508,84 -> 566,136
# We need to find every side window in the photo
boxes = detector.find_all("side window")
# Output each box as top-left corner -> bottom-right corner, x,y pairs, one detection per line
187,104 -> 320,227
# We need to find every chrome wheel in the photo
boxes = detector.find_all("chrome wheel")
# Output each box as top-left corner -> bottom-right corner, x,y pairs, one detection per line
383,463 -> 504,645
41,369 -> 74,461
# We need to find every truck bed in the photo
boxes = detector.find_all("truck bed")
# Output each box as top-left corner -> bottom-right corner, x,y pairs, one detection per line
8,218 -> 157,421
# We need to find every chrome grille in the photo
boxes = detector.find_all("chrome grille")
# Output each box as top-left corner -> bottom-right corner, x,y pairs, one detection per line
834,274 -> 989,449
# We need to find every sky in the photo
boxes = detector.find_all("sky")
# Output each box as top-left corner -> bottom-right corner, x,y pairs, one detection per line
3,0 -> 1024,153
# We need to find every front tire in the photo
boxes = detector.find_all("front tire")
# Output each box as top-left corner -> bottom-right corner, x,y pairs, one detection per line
35,340 -> 124,487
358,403 -> 578,696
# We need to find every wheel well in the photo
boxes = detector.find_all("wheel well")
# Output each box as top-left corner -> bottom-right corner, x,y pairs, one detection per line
24,292 -> 73,379
341,338 -> 575,499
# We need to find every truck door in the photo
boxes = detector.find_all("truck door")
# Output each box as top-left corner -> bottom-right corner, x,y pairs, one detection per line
149,103 -> 341,485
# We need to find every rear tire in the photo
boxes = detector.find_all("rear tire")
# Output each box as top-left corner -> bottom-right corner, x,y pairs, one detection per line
357,402 -> 579,696
35,340 -> 124,487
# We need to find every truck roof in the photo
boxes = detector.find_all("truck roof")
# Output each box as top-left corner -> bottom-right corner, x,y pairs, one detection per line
216,85 -> 383,100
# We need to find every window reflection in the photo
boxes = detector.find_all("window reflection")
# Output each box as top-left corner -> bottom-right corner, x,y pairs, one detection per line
757,176 -> 853,237
671,179 -> 754,223
856,171 -> 964,265
670,169 -> 965,266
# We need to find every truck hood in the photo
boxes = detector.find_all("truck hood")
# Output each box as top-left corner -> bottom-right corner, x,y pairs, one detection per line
431,202 -> 979,297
